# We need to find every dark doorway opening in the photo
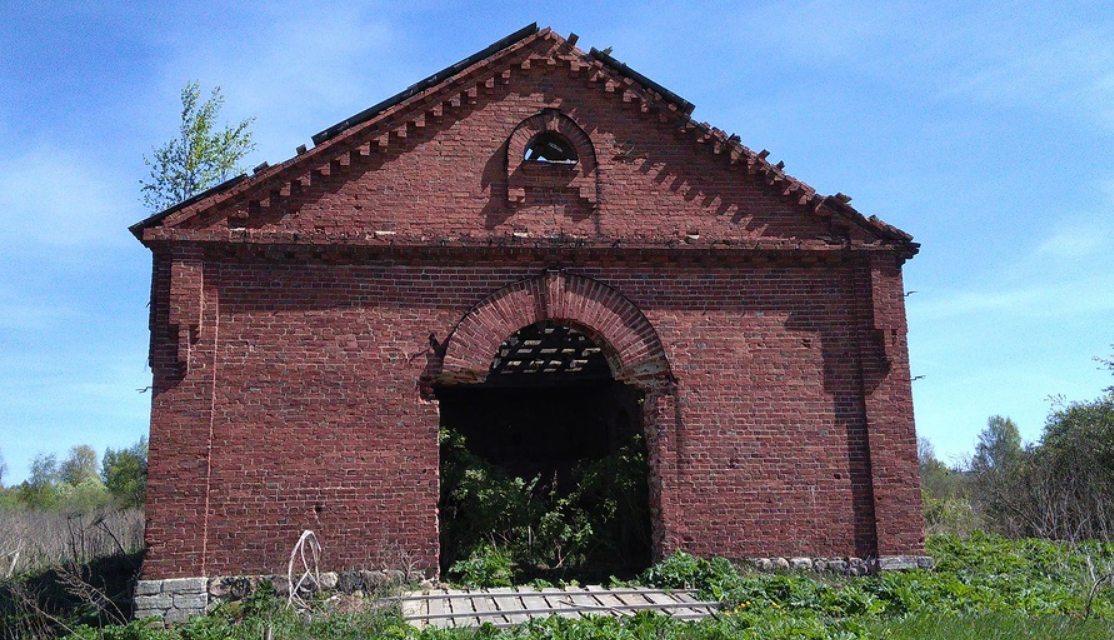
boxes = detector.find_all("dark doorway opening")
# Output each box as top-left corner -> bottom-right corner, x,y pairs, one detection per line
436,322 -> 652,582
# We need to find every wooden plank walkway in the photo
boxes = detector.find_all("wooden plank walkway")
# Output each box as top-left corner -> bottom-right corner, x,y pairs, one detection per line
394,586 -> 721,629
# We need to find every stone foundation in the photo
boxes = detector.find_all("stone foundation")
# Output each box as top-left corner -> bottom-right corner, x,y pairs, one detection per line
134,578 -> 208,624
748,555 -> 934,576
134,570 -> 429,622
133,557 -> 932,622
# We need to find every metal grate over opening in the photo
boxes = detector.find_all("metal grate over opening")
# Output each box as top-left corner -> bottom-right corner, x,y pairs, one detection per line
488,323 -> 611,382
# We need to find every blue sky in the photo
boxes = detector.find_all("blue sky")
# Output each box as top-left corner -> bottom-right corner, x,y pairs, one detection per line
1,1 -> 1112,483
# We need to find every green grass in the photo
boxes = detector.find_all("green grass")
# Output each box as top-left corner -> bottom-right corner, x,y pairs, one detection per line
866,612 -> 1114,640
13,532 -> 1114,640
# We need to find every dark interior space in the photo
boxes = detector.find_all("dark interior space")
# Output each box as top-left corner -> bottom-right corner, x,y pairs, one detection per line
436,322 -> 651,580
436,383 -> 641,488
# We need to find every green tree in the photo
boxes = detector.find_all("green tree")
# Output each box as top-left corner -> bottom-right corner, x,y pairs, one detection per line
102,437 -> 148,508
27,453 -> 60,488
0,449 -> 10,507
60,445 -> 99,486
919,437 -> 971,500
1031,393 -> 1114,539
140,80 -> 256,211
1098,345 -> 1114,393
58,445 -> 112,510
968,416 -> 1025,536
965,349 -> 1114,540
16,448 -> 112,511
971,415 -> 1022,475
19,453 -> 62,508
919,437 -> 978,535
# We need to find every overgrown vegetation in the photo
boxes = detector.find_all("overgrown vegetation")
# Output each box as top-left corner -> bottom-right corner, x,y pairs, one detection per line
0,439 -> 147,514
0,533 -> 143,640
66,582 -> 407,640
921,392 -> 1114,540
439,428 -> 650,586
21,534 -> 1111,640
140,81 -> 256,212
0,440 -> 148,639
3,353 -> 1112,637
0,509 -> 143,578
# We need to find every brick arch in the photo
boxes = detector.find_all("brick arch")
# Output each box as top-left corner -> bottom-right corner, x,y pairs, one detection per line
505,110 -> 598,206
507,110 -> 597,169
438,271 -> 671,386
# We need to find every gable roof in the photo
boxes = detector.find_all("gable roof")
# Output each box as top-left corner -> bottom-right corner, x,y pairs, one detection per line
130,24 -> 916,256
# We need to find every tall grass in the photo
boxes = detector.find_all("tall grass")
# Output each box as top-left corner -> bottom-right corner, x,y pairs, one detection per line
0,508 -> 143,577
1,508 -> 143,640
866,612 -> 1114,640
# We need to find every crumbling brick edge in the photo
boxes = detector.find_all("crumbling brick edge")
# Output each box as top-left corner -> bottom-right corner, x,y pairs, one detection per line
133,557 -> 933,623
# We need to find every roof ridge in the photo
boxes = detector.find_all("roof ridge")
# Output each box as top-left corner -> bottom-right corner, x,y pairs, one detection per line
140,24 -> 554,233
312,22 -> 541,145
131,25 -> 915,253
129,174 -> 248,239
587,48 -> 694,114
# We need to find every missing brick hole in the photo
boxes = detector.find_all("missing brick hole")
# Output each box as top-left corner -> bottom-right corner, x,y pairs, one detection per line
314,504 -> 323,514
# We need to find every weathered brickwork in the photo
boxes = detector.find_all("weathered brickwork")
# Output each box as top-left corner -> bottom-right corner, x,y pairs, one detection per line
132,25 -> 924,598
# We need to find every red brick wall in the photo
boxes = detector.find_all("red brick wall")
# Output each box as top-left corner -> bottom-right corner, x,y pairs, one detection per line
140,34 -> 923,580
142,250 -> 923,579
180,36 -> 867,250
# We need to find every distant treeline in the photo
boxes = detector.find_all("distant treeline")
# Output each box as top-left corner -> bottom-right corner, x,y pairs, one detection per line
0,437 -> 147,512
922,349 -> 1114,541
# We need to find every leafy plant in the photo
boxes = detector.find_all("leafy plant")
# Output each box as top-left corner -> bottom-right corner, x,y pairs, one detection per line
102,439 -> 147,510
140,81 -> 255,212
438,429 -> 649,581
13,534 -> 1114,639
448,545 -> 513,588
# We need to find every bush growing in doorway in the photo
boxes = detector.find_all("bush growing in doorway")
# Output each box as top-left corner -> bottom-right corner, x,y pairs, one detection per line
439,428 -> 650,582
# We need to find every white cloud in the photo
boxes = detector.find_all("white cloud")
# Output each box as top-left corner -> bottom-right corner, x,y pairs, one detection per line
1036,179 -> 1114,257
0,293 -> 72,332
135,3 -> 404,165
910,274 -> 1114,323
913,175 -> 1114,323
731,2 -> 1114,132
743,0 -> 909,66
944,27 -> 1114,129
1037,221 -> 1113,258
0,146 -> 132,250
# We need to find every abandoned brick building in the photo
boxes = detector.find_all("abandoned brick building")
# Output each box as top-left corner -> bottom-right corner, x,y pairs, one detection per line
130,24 -> 925,617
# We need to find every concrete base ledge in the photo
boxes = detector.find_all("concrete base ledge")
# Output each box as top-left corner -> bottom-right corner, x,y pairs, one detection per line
876,555 -> 936,571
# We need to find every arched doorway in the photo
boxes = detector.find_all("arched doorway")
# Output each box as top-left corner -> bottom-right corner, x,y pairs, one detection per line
430,271 -> 675,581
436,321 -> 651,580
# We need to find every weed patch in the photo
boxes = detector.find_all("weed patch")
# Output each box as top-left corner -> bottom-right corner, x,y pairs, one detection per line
4,532 -> 1111,639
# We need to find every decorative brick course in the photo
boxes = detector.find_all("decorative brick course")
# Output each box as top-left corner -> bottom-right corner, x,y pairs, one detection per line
131,25 -> 926,613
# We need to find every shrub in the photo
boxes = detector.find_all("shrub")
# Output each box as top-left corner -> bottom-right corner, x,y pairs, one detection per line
438,429 -> 649,581
0,508 -> 143,577
923,496 -> 982,537
448,545 -> 513,588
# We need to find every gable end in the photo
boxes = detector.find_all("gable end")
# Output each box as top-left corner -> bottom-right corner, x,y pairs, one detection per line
129,26 -> 916,260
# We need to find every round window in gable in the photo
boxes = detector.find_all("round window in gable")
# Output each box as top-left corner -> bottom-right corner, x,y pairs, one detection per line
523,132 -> 579,165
